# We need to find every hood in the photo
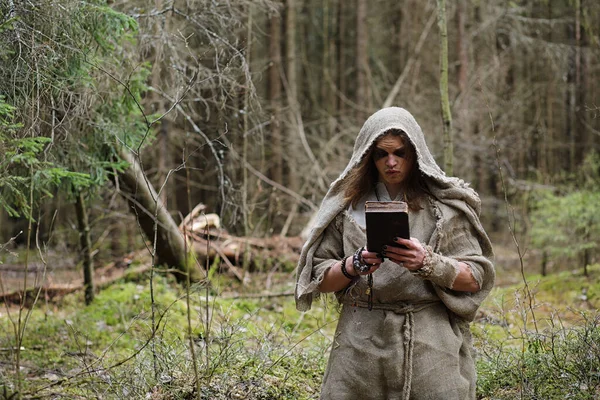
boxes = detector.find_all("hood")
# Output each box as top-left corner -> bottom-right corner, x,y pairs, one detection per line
334,107 -> 482,213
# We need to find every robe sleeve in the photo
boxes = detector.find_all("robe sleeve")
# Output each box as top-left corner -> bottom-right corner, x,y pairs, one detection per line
428,211 -> 495,321
295,214 -> 344,311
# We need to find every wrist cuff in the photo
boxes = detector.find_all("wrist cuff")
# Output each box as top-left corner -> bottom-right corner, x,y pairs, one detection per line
413,245 -> 460,288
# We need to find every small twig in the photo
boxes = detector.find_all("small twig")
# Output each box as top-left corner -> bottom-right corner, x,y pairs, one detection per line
220,136 -> 318,211
218,291 -> 294,299
152,88 -> 227,215
24,295 -> 184,397
259,318 -> 338,379
477,76 -> 538,334
382,9 -> 436,108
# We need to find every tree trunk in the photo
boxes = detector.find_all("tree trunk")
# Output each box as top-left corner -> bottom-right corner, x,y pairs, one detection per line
321,0 -> 329,115
437,0 -> 453,175
110,222 -> 122,257
356,0 -> 369,117
116,149 -> 200,282
268,8 -> 283,184
566,8 -> 577,173
541,250 -> 547,276
75,192 -> 94,305
0,211 -> 7,244
456,0 -> 468,95
545,1 -> 554,178
545,85 -> 553,179
150,0 -> 170,208
455,0 -> 470,180
285,0 -> 300,195
575,0 -> 586,165
394,2 -> 406,75
322,0 -> 336,124
157,120 -> 169,206
242,5 -> 253,242
337,0 -> 346,114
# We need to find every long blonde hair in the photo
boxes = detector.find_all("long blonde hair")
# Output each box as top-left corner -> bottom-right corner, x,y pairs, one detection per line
341,129 -> 428,211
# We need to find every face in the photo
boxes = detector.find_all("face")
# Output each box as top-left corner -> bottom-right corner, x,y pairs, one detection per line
372,134 -> 414,190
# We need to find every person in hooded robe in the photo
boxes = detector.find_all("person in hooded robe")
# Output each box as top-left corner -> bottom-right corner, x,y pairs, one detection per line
295,107 -> 495,400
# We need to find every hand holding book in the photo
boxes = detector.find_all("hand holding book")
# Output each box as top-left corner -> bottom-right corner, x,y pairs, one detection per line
365,201 -> 410,256
363,200 -> 429,275
381,237 -> 428,273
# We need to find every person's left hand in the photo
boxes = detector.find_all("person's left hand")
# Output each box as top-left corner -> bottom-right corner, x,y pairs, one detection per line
382,237 -> 426,272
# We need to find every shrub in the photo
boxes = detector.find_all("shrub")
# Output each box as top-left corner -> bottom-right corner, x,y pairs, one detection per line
477,314 -> 600,399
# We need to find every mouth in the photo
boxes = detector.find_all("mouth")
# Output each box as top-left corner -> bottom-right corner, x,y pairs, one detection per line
386,170 -> 401,174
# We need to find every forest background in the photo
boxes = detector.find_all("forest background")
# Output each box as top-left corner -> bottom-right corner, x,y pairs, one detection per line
1,0 -> 600,399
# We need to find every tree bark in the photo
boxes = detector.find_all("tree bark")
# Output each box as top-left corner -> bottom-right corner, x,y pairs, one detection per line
337,0 -> 346,114
575,0 -> 586,165
157,120 -> 169,206
356,0 -> 369,117
242,5 -> 253,242
566,5 -> 577,173
75,192 -> 94,305
437,0 -> 453,175
116,149 -> 200,283
394,2 -> 406,75
545,1 -> 554,178
268,8 -> 283,184
321,0 -> 329,115
322,0 -> 336,123
455,0 -> 471,181
456,0 -> 468,95
285,0 -> 300,195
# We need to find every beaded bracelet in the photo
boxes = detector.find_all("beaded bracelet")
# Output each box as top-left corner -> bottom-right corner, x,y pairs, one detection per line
352,246 -> 370,274
340,256 -> 355,280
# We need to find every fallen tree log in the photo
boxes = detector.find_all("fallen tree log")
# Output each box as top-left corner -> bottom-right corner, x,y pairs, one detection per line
179,205 -> 304,275
0,253 -> 150,307
0,217 -> 305,306
187,229 -> 303,272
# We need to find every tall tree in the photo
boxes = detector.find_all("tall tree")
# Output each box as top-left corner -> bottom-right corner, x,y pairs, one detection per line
574,0 -> 586,168
566,5 -> 578,173
356,0 -> 369,116
437,0 -> 453,175
285,0 -> 300,194
336,0 -> 347,114
268,7 -> 283,184
74,192 -> 94,304
456,0 -> 468,95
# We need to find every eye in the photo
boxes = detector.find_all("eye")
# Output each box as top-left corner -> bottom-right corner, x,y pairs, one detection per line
394,149 -> 406,158
373,149 -> 387,160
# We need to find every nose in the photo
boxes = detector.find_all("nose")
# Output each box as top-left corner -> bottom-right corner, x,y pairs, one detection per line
386,155 -> 397,167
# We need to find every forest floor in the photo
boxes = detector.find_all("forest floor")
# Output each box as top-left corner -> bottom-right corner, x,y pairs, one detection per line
1,238 -> 600,399
1,234 -> 597,329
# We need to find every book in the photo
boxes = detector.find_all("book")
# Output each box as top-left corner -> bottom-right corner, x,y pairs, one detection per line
365,201 -> 410,256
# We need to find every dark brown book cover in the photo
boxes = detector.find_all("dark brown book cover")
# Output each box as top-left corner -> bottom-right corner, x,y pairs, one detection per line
365,201 -> 410,256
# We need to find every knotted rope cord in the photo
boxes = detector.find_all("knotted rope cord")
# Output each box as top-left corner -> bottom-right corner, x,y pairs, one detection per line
402,311 -> 415,400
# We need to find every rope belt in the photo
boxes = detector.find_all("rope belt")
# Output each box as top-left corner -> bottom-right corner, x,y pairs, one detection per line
343,300 -> 440,400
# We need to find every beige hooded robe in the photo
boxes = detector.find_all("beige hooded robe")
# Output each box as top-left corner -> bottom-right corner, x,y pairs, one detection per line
295,107 -> 495,400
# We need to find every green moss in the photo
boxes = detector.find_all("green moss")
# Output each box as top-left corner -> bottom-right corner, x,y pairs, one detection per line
9,262 -> 600,398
